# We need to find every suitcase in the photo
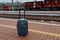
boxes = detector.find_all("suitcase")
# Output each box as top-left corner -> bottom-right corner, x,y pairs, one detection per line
17,10 -> 28,36
17,19 -> 28,36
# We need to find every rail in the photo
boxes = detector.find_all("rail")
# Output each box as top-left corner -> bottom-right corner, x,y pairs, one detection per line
0,11 -> 60,14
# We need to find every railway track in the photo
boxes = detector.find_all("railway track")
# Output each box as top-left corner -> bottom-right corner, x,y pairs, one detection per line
0,11 -> 60,21
0,14 -> 60,21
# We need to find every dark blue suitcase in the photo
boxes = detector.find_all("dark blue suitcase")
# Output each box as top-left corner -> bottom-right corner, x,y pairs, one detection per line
17,19 -> 28,36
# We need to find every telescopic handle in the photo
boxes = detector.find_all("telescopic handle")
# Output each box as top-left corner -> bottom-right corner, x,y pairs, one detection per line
19,9 -> 25,19
24,9 -> 25,18
19,9 -> 21,19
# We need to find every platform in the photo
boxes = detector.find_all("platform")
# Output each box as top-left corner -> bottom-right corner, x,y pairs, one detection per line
0,18 -> 60,40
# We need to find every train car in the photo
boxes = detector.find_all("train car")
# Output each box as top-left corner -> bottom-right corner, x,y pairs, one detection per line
25,2 -> 34,10
25,1 -> 43,11
43,0 -> 57,11
3,6 -> 10,11
25,0 -> 60,11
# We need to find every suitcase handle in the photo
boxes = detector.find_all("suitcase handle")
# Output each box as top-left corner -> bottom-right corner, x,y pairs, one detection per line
19,9 -> 25,19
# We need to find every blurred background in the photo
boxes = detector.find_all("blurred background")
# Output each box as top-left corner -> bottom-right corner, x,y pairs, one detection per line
0,0 -> 60,11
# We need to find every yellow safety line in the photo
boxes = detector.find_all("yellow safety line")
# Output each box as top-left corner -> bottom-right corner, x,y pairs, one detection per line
0,24 -> 60,37
29,29 -> 60,37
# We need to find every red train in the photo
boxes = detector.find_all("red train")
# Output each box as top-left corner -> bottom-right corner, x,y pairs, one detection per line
3,6 -> 10,10
25,0 -> 60,11
25,1 -> 43,10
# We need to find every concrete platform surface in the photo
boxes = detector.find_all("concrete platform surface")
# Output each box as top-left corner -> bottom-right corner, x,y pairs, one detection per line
0,18 -> 60,40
